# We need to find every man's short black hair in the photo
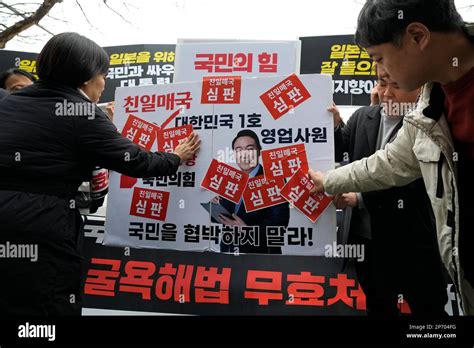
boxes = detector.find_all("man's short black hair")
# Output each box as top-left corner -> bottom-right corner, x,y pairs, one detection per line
355,0 -> 465,48
232,129 -> 262,150
37,32 -> 110,88
0,68 -> 36,89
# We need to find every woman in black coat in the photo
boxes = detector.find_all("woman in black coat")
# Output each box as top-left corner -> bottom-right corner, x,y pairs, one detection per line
0,32 -> 200,315
0,88 -> 7,100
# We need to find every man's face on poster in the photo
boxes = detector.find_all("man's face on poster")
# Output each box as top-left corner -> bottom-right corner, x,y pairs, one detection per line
233,136 -> 260,172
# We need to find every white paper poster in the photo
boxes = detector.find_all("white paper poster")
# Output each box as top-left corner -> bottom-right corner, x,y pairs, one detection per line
104,73 -> 336,256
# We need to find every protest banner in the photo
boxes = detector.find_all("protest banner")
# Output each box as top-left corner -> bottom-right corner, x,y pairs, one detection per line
300,35 -> 377,106
0,44 -> 176,103
104,72 -> 335,256
174,41 -> 300,82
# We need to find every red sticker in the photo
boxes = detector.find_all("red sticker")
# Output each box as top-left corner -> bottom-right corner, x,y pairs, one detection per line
280,169 -> 332,223
129,187 -> 170,221
260,74 -> 311,120
242,175 -> 286,213
157,124 -> 193,153
120,175 -> 138,189
201,159 -> 249,204
201,76 -> 242,104
261,144 -> 308,180
121,114 -> 160,150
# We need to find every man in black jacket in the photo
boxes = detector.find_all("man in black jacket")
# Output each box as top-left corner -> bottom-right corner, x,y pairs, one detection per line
0,88 -> 7,100
329,70 -> 447,315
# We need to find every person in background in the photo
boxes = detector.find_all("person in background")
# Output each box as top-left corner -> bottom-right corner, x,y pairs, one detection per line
329,65 -> 446,315
309,0 -> 474,315
0,32 -> 200,316
0,68 -> 36,92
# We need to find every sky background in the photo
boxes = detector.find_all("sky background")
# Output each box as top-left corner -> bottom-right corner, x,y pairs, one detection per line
3,0 -> 474,52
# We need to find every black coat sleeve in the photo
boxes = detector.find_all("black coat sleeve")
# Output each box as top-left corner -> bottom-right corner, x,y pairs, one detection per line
334,113 -> 355,163
360,191 -> 379,211
334,107 -> 370,163
73,107 -> 181,178
334,123 -> 347,163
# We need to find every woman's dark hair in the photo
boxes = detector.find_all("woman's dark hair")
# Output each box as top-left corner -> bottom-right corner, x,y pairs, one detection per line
37,32 -> 110,88
355,0 -> 465,48
0,68 -> 37,89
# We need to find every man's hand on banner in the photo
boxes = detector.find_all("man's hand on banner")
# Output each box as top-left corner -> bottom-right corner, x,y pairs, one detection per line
333,193 -> 358,209
174,132 -> 201,162
370,86 -> 380,106
218,213 -> 247,227
308,169 -> 325,194
327,102 -> 343,129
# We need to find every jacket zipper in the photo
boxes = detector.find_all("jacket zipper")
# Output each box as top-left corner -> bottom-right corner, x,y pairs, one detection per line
450,179 -> 460,302
436,154 -> 444,198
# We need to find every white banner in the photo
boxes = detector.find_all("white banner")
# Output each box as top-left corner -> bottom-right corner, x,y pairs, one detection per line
104,73 -> 335,255
174,41 -> 301,82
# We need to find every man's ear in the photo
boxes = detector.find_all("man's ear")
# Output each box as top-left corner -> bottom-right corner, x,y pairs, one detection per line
406,22 -> 430,50
80,80 -> 91,93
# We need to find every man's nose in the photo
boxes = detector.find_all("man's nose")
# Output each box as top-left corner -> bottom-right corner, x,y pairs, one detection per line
383,85 -> 395,98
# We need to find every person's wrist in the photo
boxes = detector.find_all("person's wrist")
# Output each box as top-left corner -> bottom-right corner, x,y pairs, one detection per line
173,151 -> 184,163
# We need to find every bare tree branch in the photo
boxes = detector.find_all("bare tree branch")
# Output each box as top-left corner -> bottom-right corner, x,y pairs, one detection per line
46,12 -> 67,23
4,2 -> 43,7
0,0 -> 62,48
0,9 -> 23,15
74,0 -> 96,29
122,1 -> 138,12
1,1 -> 54,35
0,0 -> 135,49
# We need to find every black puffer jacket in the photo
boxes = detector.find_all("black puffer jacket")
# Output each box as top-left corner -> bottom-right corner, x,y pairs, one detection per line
0,81 -> 180,315
0,88 -> 7,100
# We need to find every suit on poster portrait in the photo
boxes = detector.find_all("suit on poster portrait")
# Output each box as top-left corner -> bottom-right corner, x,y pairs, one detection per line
210,129 -> 290,254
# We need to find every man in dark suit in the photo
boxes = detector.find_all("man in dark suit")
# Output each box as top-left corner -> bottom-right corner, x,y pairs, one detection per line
329,69 -> 447,315
214,129 -> 290,254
